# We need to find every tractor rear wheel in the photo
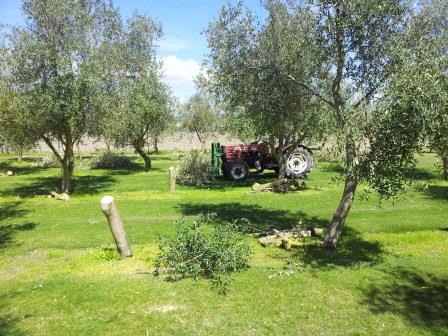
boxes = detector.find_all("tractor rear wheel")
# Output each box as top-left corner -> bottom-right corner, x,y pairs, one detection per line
285,147 -> 313,178
228,160 -> 249,181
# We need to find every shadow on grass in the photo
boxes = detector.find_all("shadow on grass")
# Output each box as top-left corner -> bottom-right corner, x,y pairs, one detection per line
0,160 -> 46,176
297,227 -> 383,269
318,163 -> 439,180
0,175 -> 116,197
0,291 -> 27,336
0,315 -> 25,336
406,167 -> 439,181
178,202 -> 329,232
99,166 -> 163,175
0,202 -> 28,222
362,267 -> 448,335
204,171 -> 282,190
149,155 -> 176,161
424,185 -> 448,201
0,222 -> 37,249
179,203 -> 384,269
0,202 -> 37,249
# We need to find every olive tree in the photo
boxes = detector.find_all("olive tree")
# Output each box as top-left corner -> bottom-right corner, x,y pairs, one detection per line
3,0 -> 120,193
181,93 -> 219,147
0,27 -> 37,159
0,89 -> 37,160
303,0 -> 412,248
111,75 -> 172,171
420,0 -> 448,180
302,0 -> 448,246
205,1 -> 330,177
100,13 -> 173,171
428,81 -> 448,180
314,0 -> 447,246
207,0 -> 440,248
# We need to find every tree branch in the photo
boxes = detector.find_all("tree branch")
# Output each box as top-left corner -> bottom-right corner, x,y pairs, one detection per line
41,135 -> 63,162
284,74 -> 336,109
352,76 -> 388,109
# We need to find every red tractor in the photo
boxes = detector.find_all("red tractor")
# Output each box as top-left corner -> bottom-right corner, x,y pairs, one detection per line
211,142 -> 313,181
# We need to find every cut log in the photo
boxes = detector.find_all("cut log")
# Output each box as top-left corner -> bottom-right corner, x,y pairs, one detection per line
257,227 -> 323,248
311,227 -> 324,236
100,196 -> 133,258
252,179 -> 307,193
258,236 -> 282,247
50,191 -> 70,201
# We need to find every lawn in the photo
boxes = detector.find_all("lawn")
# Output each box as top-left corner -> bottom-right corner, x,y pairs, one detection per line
0,151 -> 447,336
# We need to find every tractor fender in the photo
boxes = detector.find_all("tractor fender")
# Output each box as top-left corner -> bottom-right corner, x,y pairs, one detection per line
282,144 -> 313,155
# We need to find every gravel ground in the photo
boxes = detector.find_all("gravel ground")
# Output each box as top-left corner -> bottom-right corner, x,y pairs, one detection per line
32,132 -> 241,153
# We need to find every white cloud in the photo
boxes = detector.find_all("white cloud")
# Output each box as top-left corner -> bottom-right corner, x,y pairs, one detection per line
158,38 -> 186,52
161,55 -> 201,98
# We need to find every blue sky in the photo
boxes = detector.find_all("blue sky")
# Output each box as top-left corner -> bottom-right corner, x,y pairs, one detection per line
0,0 -> 266,100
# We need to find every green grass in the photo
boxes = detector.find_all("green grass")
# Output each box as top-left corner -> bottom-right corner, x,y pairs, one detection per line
1,151 -> 447,335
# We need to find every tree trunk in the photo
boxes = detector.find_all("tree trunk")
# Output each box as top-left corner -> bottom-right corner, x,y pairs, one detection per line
135,146 -> 151,171
442,155 -> 448,181
153,138 -> 159,154
41,136 -> 75,194
61,144 -> 75,194
272,141 -> 287,179
17,149 -> 23,162
61,145 -> 75,194
193,123 -> 204,147
277,152 -> 287,178
323,173 -> 358,248
323,137 -> 358,248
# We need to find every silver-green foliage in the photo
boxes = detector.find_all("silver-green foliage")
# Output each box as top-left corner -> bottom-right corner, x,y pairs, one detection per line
155,213 -> 251,288
36,153 -> 62,168
181,93 -> 218,145
176,150 -> 215,187
364,0 -> 448,192
205,1 -> 330,161
0,32 -> 37,155
99,13 -> 173,172
3,0 -> 122,192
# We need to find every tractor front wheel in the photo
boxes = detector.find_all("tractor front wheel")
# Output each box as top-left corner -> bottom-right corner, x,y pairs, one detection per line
227,160 -> 249,181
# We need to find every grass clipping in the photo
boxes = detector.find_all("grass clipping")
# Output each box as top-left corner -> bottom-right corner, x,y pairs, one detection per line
155,213 -> 251,294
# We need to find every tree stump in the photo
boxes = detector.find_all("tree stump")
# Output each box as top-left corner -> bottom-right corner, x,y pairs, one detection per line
100,196 -> 133,258
168,167 -> 176,192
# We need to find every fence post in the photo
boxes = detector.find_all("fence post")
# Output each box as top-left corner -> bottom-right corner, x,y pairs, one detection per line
168,167 -> 176,192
